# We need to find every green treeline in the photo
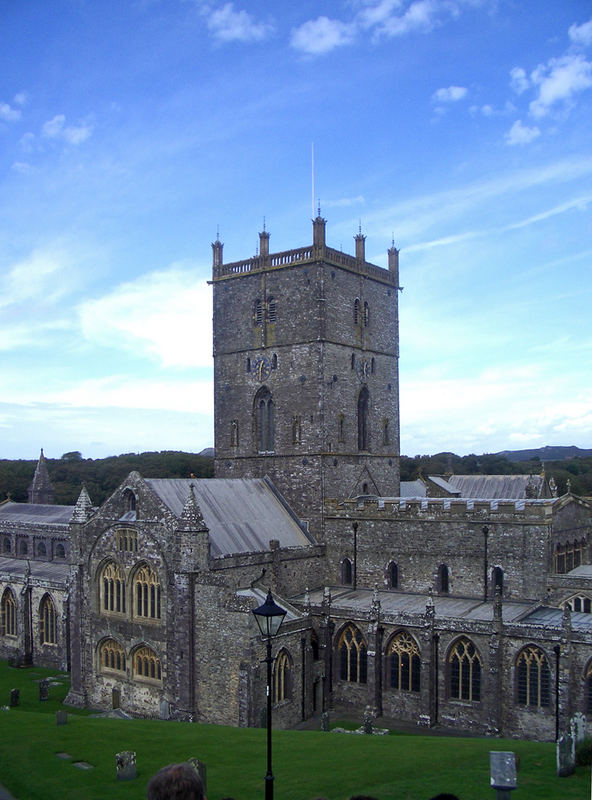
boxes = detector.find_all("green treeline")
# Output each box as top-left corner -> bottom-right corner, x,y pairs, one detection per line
2,449 -> 592,507
0,451 -> 214,506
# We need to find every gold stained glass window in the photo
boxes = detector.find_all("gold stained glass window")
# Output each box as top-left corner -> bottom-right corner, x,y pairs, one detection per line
1,589 -> 16,637
134,565 -> 161,620
449,637 -> 482,701
99,638 -> 127,673
134,645 -> 162,681
40,594 -> 57,645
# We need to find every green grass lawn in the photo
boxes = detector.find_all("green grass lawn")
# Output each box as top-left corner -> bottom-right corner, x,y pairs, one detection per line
0,662 -> 589,800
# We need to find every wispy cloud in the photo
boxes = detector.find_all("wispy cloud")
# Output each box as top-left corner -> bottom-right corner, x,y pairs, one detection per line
505,119 -> 540,145
205,3 -> 273,43
42,114 -> 94,145
78,263 -> 212,368
432,85 -> 468,103
0,101 -> 22,122
290,16 -> 355,55
569,17 -> 592,47
529,54 -> 592,118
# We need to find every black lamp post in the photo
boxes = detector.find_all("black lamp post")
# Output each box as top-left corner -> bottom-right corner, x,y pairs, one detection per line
252,589 -> 287,800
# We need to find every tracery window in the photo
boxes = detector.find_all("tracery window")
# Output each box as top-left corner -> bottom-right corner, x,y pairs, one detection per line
516,646 -> 551,708
449,637 -> 482,701
341,557 -> 353,585
99,638 -> 127,673
40,594 -> 57,645
338,624 -> 367,684
273,649 -> 292,703
254,387 -> 274,453
101,561 -> 127,614
354,298 -> 360,325
1,589 -> 17,637
387,561 -> 398,589
357,386 -> 370,451
555,540 -> 585,573
117,529 -> 138,552
134,645 -> 162,682
566,595 -> 592,614
386,631 -> 420,692
134,564 -> 161,620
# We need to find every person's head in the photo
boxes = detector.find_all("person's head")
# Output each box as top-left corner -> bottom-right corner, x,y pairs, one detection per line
147,762 -> 205,800
429,794 -> 460,800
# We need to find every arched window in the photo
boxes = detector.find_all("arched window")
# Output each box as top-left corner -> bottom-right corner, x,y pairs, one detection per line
230,419 -> 239,447
354,298 -> 360,325
55,543 -> 66,559
100,561 -> 127,614
267,297 -> 276,323
273,649 -> 292,702
123,489 -> 136,514
133,645 -> 162,682
387,561 -> 398,589
449,637 -> 482,701
585,661 -> 592,714
254,298 -> 263,326
386,631 -> 420,692
516,646 -> 551,708
271,353 -> 277,369
338,624 -> 367,684
493,566 -> 504,595
37,542 -> 47,558
1,589 -> 17,637
357,386 -> 370,451
134,564 -> 161,620
117,529 -> 138,552
3,537 -> 11,554
566,595 -> 592,614
341,557 -> 353,585
99,638 -> 127,673
363,301 -> 370,327
438,564 -> 450,594
19,539 -> 28,556
254,387 -> 274,453
40,595 -> 57,645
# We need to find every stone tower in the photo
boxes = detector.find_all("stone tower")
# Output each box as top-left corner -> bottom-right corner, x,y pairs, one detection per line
27,448 -> 55,504
211,215 -> 400,536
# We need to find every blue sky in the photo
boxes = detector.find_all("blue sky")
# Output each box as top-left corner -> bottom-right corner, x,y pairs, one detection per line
1,0 -> 591,460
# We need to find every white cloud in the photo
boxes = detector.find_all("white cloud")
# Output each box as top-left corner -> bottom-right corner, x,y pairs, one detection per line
509,66 -> 529,95
206,3 -> 273,43
78,264 -> 213,368
13,92 -> 27,107
373,0 -> 443,37
290,16 -> 355,55
569,18 -> 592,48
42,114 -> 93,144
0,247 -> 78,310
0,102 -> 21,122
505,119 -> 541,145
324,195 -> 365,208
11,161 -> 34,174
529,54 -> 592,118
432,85 -> 467,103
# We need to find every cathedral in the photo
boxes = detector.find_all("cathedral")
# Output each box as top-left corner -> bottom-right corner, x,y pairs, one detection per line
1,215 -> 592,741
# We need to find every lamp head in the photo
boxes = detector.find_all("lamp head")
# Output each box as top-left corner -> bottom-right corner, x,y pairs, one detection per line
252,590 -> 287,639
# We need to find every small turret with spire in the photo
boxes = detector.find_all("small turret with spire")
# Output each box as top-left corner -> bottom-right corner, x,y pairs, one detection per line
28,449 -> 55,505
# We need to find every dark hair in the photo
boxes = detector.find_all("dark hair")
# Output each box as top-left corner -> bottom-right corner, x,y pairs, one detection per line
147,763 -> 205,800
429,794 -> 460,800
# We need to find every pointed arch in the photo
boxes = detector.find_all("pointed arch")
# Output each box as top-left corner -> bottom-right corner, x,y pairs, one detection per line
492,566 -> 504,596
438,564 -> 450,594
387,561 -> 398,589
132,563 -> 162,620
273,649 -> 292,702
98,637 -> 127,674
337,623 -> 367,684
40,594 -> 57,645
132,644 -> 162,682
357,386 -> 370,451
448,637 -> 482,701
516,645 -> 551,708
341,557 -> 353,585
385,630 -> 420,692
254,386 -> 274,453
1,588 -> 17,637
99,560 -> 127,615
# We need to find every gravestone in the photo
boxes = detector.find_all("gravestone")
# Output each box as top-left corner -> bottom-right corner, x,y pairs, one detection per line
187,758 -> 207,792
56,710 -> 68,725
490,751 -> 517,798
557,734 -> 575,777
39,679 -> 49,701
321,711 -> 330,732
115,751 -> 137,781
9,689 -> 19,707
160,698 -> 170,720
570,712 -> 586,745
363,706 -> 375,735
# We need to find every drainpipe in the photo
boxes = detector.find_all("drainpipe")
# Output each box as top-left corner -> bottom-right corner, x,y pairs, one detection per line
553,644 -> 560,741
483,526 -> 489,602
352,522 -> 358,590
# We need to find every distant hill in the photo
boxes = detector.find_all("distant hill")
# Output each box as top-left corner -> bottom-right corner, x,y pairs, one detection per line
497,445 -> 592,462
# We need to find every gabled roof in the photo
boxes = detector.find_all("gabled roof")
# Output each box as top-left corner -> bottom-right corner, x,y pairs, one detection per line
0,501 -> 74,526
144,477 -> 315,557
399,479 -> 427,498
431,474 -> 544,499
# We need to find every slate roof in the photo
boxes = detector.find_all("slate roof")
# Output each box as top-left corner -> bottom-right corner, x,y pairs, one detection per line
433,474 -> 544,499
144,477 -> 315,557
521,606 -> 592,632
0,502 -> 74,526
399,479 -> 427,498
0,556 -> 71,583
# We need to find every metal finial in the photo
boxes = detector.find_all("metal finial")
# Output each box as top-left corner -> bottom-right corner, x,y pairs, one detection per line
391,232 -> 395,247
216,224 -> 220,242
263,216 -> 266,232
358,219 -> 362,235
317,200 -> 321,217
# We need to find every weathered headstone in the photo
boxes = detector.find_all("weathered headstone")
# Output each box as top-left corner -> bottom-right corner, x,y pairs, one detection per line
159,698 -> 170,720
115,751 -> 137,781
490,751 -> 517,798
187,758 -> 207,792
570,712 -> 586,745
557,734 -> 575,777
9,689 -> 19,707
56,710 -> 68,725
363,706 -> 375,735
39,679 -> 49,701
321,711 -> 330,732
